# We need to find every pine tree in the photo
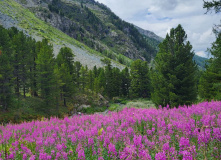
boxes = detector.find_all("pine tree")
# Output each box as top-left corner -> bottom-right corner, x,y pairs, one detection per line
199,33 -> 221,100
94,68 -> 105,94
121,67 -> 130,97
112,67 -> 121,97
56,47 -> 75,74
199,0 -> 221,100
151,24 -> 197,107
56,47 -> 75,106
105,63 -> 114,98
74,61 -> 82,89
0,27 -> 14,111
56,63 -> 74,106
0,47 -> 13,111
130,59 -> 149,98
80,66 -> 88,91
36,39 -> 57,106
11,31 -> 36,98
87,70 -> 94,91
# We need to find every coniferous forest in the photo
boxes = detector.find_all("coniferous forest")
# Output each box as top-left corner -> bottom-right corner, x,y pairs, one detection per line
1,21 -> 220,123
0,25 -> 154,123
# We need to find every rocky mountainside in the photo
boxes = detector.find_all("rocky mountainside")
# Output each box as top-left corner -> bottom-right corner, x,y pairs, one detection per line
1,0 -> 161,64
135,25 -> 163,42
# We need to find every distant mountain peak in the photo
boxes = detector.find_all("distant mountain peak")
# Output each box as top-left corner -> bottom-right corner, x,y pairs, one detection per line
134,25 -> 163,42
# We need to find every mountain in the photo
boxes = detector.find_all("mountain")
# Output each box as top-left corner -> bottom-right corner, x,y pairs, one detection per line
0,0 -> 161,68
0,0 -> 207,69
193,55 -> 208,70
135,25 -> 163,42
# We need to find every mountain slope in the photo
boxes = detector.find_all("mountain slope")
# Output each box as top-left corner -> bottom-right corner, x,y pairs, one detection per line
0,0 -> 127,69
0,0 -> 207,69
193,55 -> 208,70
2,0 -> 160,63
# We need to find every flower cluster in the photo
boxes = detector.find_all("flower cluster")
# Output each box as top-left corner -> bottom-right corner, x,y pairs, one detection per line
0,101 -> 221,159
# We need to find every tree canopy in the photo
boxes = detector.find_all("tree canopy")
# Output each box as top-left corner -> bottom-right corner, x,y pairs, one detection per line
151,24 -> 198,107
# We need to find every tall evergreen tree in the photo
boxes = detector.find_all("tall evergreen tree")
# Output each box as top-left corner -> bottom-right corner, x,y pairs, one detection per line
112,67 -> 121,97
198,0 -> 221,100
151,24 -> 197,107
87,70 -> 94,91
199,33 -> 221,100
121,67 -> 130,97
74,61 -> 82,89
94,68 -> 105,94
0,47 -> 13,111
56,47 -> 75,106
56,47 -> 75,74
80,66 -> 88,91
0,27 -> 14,111
105,63 -> 114,98
130,59 -> 149,98
36,39 -> 57,106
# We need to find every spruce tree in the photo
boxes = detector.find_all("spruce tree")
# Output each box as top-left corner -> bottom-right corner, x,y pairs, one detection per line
56,47 -> 75,106
36,39 -> 57,106
74,61 -> 82,89
80,66 -> 88,91
151,24 -> 197,107
0,47 -> 13,111
199,0 -> 221,100
199,33 -> 221,100
95,68 -> 105,94
105,63 -> 114,98
56,47 -> 75,74
121,67 -> 130,97
0,27 -> 14,111
130,59 -> 149,98
87,70 -> 94,91
112,67 -> 121,97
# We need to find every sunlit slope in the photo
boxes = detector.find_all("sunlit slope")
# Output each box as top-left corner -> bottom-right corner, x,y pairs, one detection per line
0,0 -> 126,69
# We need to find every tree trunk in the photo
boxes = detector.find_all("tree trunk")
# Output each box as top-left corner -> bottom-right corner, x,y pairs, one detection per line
64,97 -> 67,107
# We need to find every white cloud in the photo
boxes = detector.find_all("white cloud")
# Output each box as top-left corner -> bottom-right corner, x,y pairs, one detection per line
196,51 -> 210,58
96,0 -> 220,58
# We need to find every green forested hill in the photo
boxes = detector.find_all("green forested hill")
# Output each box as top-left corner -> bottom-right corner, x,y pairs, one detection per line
193,55 -> 208,70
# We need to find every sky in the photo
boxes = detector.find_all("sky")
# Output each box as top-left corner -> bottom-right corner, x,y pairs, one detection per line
95,0 -> 220,58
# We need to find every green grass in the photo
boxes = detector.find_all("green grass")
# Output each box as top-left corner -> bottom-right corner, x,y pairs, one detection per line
109,98 -> 155,112
126,99 -> 155,108
0,97 -> 69,124
108,103 -> 120,111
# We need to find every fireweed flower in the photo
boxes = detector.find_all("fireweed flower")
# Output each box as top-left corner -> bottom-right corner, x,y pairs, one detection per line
0,101 -> 221,159
155,151 -> 167,160
179,137 -> 190,150
108,143 -> 117,157
78,149 -> 85,160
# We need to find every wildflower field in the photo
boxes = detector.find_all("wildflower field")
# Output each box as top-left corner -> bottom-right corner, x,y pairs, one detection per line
0,101 -> 221,160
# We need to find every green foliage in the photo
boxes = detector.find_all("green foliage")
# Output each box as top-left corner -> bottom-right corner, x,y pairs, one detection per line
151,24 -> 198,107
199,33 -> 221,100
203,0 -> 221,14
56,47 -> 75,106
120,67 -> 130,97
108,103 -> 120,111
130,60 -> 150,98
81,106 -> 107,114
35,39 -> 58,106
0,47 -> 13,111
